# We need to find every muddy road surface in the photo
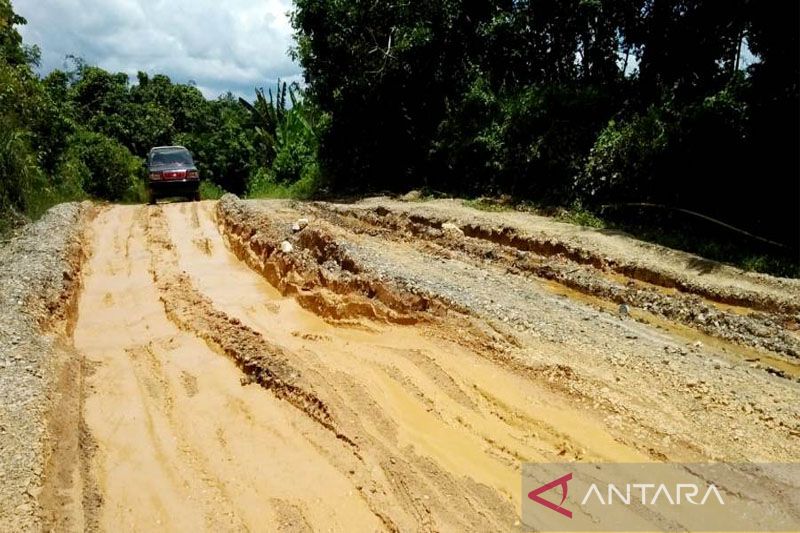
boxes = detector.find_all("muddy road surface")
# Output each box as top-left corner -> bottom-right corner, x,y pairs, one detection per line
30,197 -> 800,531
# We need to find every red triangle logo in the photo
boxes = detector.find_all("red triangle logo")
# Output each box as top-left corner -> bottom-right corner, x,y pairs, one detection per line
528,473 -> 573,519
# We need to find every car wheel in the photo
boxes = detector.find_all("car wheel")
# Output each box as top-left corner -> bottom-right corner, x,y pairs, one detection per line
148,191 -> 156,205
193,190 -> 201,202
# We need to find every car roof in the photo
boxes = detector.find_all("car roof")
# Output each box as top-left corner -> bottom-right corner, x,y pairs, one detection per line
149,146 -> 190,153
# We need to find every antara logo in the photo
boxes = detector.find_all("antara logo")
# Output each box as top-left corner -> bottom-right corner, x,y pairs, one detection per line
527,473 -> 725,520
528,473 -> 573,519
581,483 -> 725,506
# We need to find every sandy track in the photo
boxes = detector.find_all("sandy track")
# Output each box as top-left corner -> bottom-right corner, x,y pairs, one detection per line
57,199 -> 799,531
71,202 -> 646,531
75,206 -> 381,531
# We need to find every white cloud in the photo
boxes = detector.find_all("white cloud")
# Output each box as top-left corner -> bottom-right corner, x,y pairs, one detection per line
13,0 -> 302,99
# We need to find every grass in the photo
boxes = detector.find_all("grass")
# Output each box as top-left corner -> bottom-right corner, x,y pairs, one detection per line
120,179 -> 148,205
462,197 -> 515,212
463,197 -> 605,228
555,201 -> 607,229
199,180 -> 226,200
21,179 -> 88,218
247,173 -> 320,200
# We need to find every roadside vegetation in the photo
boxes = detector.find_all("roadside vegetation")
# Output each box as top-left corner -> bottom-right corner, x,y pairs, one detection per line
291,0 -> 798,273
0,0 -> 324,230
0,0 -> 797,275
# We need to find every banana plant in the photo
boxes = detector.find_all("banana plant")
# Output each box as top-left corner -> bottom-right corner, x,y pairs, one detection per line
239,81 -> 316,168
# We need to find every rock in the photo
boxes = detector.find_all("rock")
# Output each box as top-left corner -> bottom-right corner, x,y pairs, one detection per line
280,241 -> 294,254
441,222 -> 464,238
401,190 -> 423,201
297,218 -> 309,229
291,223 -> 301,233
618,303 -> 630,317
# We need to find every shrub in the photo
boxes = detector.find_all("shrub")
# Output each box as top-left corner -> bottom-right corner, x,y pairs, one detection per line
247,163 -> 321,200
62,130 -> 142,201
199,180 -> 225,200
577,108 -> 670,204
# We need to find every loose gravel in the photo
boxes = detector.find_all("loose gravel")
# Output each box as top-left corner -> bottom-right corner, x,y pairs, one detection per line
0,203 -> 88,531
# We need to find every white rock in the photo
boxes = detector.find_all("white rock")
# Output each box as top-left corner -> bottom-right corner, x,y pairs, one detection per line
291,223 -> 301,232
401,190 -> 422,201
441,222 -> 464,238
297,218 -> 309,229
280,241 -> 294,254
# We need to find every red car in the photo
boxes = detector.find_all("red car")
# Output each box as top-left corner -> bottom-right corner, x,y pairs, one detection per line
146,146 -> 201,203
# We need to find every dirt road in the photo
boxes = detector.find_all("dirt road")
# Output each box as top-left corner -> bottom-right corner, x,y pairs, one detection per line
38,198 -> 800,531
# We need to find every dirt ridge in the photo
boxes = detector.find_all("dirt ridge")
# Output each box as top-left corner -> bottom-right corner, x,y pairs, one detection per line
317,200 -> 800,315
311,201 -> 800,363
216,195 -> 449,324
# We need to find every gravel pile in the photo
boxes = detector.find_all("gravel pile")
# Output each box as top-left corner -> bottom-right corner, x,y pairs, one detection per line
0,203 -> 88,531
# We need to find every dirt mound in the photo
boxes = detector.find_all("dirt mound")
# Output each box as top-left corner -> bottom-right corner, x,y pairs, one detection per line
320,199 -> 800,314
216,194 -> 448,324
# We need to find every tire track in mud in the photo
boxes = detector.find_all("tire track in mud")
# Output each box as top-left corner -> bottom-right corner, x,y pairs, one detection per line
77,203 -> 530,531
160,201 -> 663,530
159,202 -> 522,530
74,205 -> 388,531
147,208 -> 347,444
215,197 -> 800,461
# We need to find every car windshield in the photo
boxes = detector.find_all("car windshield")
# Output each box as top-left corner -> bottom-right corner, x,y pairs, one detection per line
150,150 -> 193,167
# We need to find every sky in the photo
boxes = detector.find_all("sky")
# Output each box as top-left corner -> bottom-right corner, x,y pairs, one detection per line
13,0 -> 303,100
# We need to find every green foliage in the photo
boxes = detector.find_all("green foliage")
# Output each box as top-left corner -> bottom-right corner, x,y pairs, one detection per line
2,0 -> 280,227
62,131 -> 142,201
240,82 -> 324,198
176,94 -> 255,195
556,201 -> 607,229
462,198 -> 513,213
247,162 -> 321,200
198,180 -> 225,200
0,115 -> 41,219
432,76 -> 504,194
0,0 -> 31,68
602,213 -> 800,279
292,0 -> 798,249
0,0 -> 798,272
579,109 -> 670,203
739,256 -> 800,279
